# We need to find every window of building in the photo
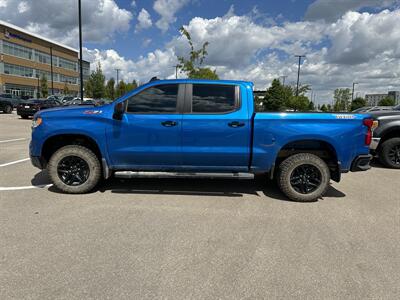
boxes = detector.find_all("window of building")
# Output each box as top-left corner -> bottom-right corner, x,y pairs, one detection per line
2,41 -> 32,60
127,84 -> 178,113
59,57 -> 77,71
4,63 -> 33,78
35,50 -> 51,64
60,74 -> 78,84
191,84 -> 237,113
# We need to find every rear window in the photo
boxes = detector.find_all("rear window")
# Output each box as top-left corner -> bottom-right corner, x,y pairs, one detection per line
191,84 -> 237,113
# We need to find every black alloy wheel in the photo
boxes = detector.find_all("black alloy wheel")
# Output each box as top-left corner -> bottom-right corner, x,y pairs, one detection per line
388,144 -> 400,166
57,155 -> 90,186
290,164 -> 322,194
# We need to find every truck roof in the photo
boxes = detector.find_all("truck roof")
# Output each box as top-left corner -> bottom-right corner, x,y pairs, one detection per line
147,79 -> 254,86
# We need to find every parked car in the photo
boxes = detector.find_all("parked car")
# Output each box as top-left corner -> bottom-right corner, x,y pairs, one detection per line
0,95 -> 14,114
369,104 -> 400,168
47,95 -> 61,101
0,93 -> 21,110
17,98 -> 61,118
353,106 -> 394,113
59,95 -> 75,104
29,79 -> 373,202
64,99 -> 82,106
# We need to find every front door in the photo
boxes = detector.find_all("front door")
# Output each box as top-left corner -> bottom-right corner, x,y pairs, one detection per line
106,83 -> 183,170
181,83 -> 251,171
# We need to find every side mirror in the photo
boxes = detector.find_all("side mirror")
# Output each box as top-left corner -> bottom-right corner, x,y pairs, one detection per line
113,101 -> 126,120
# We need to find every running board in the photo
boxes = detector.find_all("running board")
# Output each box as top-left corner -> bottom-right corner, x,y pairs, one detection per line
114,171 -> 254,179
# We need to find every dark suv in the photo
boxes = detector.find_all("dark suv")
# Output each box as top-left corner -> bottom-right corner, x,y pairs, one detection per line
0,94 -> 21,113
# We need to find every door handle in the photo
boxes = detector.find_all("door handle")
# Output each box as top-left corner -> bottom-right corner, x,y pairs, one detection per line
161,121 -> 178,127
228,121 -> 245,128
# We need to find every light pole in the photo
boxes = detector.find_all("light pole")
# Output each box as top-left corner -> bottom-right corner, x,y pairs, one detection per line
352,82 -> 358,101
115,68 -> 121,84
50,46 -> 54,95
280,75 -> 287,86
78,0 -> 84,100
295,55 -> 306,97
173,65 -> 179,79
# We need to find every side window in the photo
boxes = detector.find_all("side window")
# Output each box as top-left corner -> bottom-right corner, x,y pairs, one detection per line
127,84 -> 178,113
192,84 -> 237,113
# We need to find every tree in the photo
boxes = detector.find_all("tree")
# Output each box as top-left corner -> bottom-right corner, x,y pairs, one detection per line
308,101 -> 315,111
177,26 -> 219,80
286,84 -> 311,111
105,78 -> 115,100
327,104 -> 332,112
320,104 -> 328,112
40,74 -> 48,98
263,79 -> 287,111
125,79 -> 138,93
378,97 -> 395,106
116,80 -> 127,98
85,62 -> 105,99
63,83 -> 70,95
333,88 -> 351,112
351,97 -> 366,111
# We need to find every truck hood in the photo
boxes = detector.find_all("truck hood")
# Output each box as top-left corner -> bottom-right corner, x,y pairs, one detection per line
35,104 -> 111,118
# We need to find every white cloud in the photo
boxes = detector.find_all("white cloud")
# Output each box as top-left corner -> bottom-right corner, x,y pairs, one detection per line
135,8 -> 152,32
0,0 -> 133,46
305,0 -> 399,22
153,0 -> 189,32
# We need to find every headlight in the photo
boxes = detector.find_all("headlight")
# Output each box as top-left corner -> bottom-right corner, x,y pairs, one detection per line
372,120 -> 379,130
32,117 -> 43,129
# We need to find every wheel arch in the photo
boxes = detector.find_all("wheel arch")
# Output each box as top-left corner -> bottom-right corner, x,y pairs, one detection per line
274,139 -> 340,182
41,134 -> 103,166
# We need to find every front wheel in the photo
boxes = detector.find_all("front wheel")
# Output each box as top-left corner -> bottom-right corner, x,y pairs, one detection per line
379,138 -> 400,169
48,145 -> 101,193
277,153 -> 330,202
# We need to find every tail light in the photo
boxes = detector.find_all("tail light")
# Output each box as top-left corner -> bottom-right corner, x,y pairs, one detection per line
363,118 -> 373,146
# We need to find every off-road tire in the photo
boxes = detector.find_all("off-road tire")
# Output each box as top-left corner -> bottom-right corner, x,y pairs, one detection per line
379,138 -> 400,169
277,153 -> 330,202
48,145 -> 101,193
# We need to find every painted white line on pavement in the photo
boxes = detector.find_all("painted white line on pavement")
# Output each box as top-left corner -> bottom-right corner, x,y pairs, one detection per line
0,158 -> 30,167
0,184 -> 53,191
0,138 -> 28,143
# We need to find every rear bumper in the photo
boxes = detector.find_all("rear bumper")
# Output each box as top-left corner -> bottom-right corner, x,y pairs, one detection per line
17,109 -> 38,116
350,154 -> 372,172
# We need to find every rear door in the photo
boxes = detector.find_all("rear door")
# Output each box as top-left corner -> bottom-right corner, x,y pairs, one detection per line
106,83 -> 184,169
181,83 -> 251,171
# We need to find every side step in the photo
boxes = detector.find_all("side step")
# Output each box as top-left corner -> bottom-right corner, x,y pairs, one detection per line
114,171 -> 255,179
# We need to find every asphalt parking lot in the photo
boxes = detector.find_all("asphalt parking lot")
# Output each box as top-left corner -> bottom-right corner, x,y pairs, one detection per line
0,111 -> 399,299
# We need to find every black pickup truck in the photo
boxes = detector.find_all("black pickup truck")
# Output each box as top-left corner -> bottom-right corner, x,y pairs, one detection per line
369,105 -> 400,168
0,94 -> 19,113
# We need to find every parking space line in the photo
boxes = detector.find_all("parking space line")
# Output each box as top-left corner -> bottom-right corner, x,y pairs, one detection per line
0,184 -> 53,191
0,158 -> 30,167
0,138 -> 28,143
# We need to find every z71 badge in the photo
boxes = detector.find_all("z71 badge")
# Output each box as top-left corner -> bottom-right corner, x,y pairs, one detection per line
84,110 -> 103,115
334,114 -> 356,119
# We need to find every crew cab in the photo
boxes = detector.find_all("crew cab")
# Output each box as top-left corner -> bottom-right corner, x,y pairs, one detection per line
29,79 -> 373,201
369,105 -> 400,168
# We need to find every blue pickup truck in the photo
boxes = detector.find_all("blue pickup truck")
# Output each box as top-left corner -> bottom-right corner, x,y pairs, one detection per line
30,79 -> 373,201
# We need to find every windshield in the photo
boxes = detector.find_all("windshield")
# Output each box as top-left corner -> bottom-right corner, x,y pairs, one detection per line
24,99 -> 43,104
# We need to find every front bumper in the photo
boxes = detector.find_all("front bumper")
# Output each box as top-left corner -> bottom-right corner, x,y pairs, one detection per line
350,154 -> 372,172
30,155 -> 46,169
370,138 -> 381,150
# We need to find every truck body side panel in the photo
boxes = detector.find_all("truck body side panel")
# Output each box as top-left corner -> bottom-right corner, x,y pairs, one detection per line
252,113 -> 370,172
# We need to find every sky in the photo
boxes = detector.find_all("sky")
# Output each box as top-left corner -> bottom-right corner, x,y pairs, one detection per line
0,0 -> 400,104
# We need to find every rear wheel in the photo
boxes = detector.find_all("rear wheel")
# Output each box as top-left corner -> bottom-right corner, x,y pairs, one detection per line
379,138 -> 400,169
4,104 -> 12,114
277,153 -> 330,202
48,145 -> 101,193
